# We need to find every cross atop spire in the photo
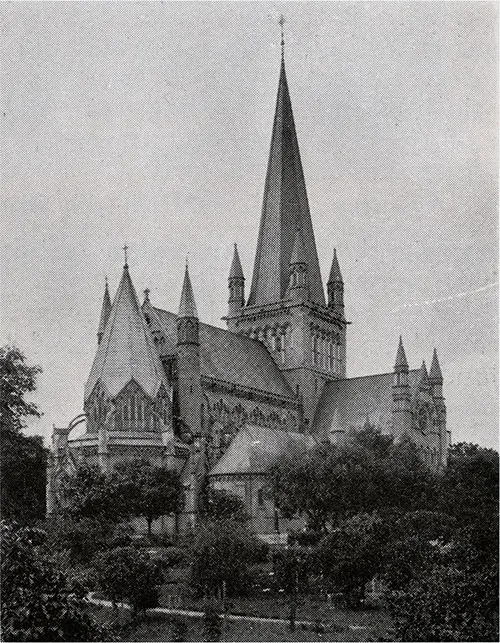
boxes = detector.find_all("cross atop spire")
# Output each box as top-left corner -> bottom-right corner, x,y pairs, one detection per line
122,244 -> 129,267
279,15 -> 285,60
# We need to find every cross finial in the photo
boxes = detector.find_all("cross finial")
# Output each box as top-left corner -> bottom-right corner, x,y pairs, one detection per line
279,15 -> 285,59
122,244 -> 129,266
143,287 -> 150,302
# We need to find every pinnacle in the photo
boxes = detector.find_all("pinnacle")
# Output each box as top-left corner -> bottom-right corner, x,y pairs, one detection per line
97,278 -> 112,342
418,360 -> 430,388
229,244 -> 244,280
394,335 -> 409,370
328,248 -> 343,283
429,348 -> 443,382
178,265 -> 198,318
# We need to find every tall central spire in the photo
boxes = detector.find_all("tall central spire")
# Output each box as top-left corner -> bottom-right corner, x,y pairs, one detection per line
247,37 -> 325,307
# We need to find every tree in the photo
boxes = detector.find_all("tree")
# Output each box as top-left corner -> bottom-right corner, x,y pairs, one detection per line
439,442 -> 499,526
58,463 -> 126,523
0,345 -> 47,523
94,546 -> 163,619
1,522 -> 113,641
203,488 -> 248,523
0,345 -> 42,434
1,431 -> 47,523
190,519 -> 267,598
316,512 -> 389,607
114,459 -> 184,536
267,426 -> 436,531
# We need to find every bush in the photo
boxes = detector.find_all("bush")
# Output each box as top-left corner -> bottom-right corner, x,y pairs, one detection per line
388,564 -> 499,642
1,522 -> 114,641
44,516 -> 115,564
203,601 -> 222,642
94,546 -> 163,619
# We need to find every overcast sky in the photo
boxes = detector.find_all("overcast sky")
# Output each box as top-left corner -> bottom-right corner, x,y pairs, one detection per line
1,1 -> 497,448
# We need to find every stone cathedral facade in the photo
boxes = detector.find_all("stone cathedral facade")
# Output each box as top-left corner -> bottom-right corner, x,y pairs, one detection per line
47,50 -> 450,534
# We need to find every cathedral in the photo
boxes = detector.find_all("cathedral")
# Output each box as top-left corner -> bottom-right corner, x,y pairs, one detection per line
47,43 -> 450,535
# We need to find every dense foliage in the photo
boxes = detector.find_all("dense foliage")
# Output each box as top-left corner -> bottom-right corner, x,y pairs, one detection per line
190,519 -> 268,598
1,522 -> 113,642
203,488 -> 248,523
94,546 -> 163,618
0,346 -> 47,523
114,459 -> 184,535
267,428 -> 435,531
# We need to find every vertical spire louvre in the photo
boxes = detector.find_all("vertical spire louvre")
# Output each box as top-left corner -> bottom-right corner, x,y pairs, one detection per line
247,40 -> 325,307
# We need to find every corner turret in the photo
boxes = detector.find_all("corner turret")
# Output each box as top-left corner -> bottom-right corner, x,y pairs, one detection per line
227,244 -> 245,319
327,249 -> 344,317
392,336 -> 411,440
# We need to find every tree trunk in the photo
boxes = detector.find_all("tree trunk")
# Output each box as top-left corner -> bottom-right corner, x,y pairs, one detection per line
147,517 -> 152,537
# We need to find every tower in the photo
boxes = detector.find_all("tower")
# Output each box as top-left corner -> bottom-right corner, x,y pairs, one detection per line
224,38 -> 347,426
176,265 -> 203,438
392,336 -> 412,440
429,348 -> 447,466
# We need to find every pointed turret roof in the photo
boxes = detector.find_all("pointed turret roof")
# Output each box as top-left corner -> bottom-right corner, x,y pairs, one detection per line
178,265 -> 198,318
290,228 -> 307,265
418,360 -> 430,389
394,336 -> 409,370
429,348 -> 443,382
247,56 -> 325,306
328,249 -> 343,283
84,264 -> 168,402
97,278 -> 112,341
229,244 -> 244,280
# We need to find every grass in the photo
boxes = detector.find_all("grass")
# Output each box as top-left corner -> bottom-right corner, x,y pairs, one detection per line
88,602 -> 392,642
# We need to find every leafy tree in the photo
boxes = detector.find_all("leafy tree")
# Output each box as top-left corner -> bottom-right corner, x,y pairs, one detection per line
203,488 -> 248,523
267,427 -> 436,531
114,459 -> 184,536
202,601 -> 222,642
0,345 -> 42,434
1,431 -> 47,523
44,515 -> 117,564
94,546 -> 163,619
190,519 -> 267,598
316,511 -> 389,607
58,463 -> 126,522
439,442 -> 499,526
1,521 -> 113,641
0,345 -> 47,523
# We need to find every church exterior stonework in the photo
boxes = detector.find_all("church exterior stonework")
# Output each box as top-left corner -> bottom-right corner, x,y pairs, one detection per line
47,50 -> 450,535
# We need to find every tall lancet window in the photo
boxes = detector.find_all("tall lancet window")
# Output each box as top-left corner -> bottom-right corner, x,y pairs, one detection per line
312,335 -> 319,365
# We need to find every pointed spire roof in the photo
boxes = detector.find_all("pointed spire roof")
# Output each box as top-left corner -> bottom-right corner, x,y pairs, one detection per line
85,264 -> 168,402
247,55 -> 325,306
97,278 -> 112,341
394,336 -> 409,370
418,360 -> 430,388
328,249 -> 343,283
178,265 -> 198,318
290,228 -> 307,265
429,348 -> 443,382
229,244 -> 244,280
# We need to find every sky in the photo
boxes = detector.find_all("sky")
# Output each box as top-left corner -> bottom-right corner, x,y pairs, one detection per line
0,1 -> 498,449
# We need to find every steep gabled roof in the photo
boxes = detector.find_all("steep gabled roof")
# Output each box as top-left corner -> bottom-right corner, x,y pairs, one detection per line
84,265 -> 169,402
209,424 -> 317,476
247,58 -> 325,306
150,306 -> 295,398
311,370 -> 421,436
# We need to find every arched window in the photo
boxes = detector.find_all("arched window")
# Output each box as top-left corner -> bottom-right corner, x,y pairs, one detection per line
312,334 -> 319,365
123,401 -> 128,425
130,396 -> 136,422
137,399 -> 143,422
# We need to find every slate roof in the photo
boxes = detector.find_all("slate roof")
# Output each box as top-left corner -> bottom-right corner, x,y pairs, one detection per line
84,265 -> 169,402
311,370 -> 420,437
151,307 -> 295,399
247,57 -> 325,307
209,424 -> 318,476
